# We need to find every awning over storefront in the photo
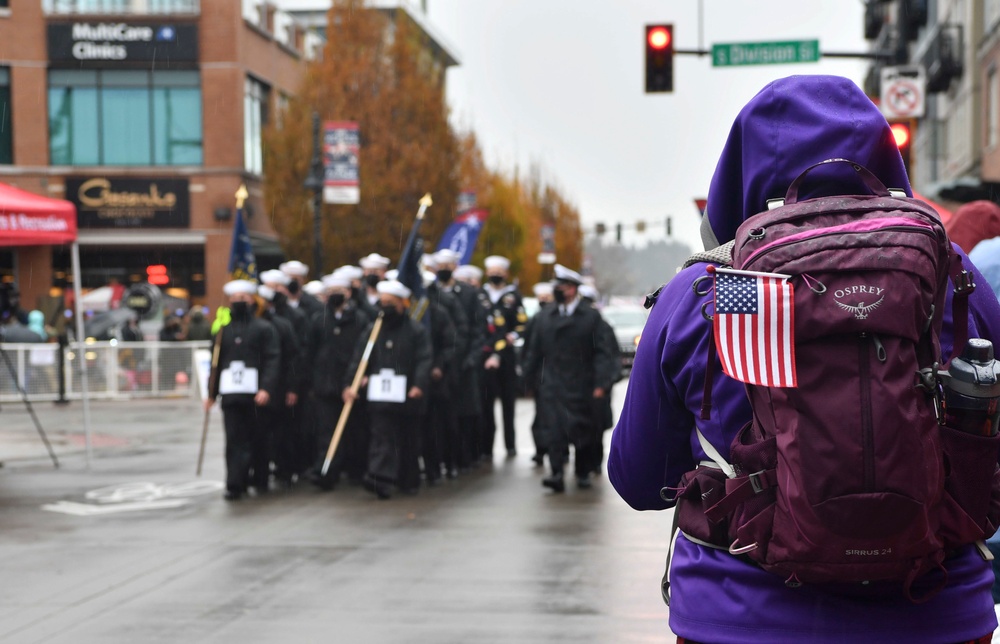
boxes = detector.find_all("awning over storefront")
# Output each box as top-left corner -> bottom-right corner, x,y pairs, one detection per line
0,182 -> 77,246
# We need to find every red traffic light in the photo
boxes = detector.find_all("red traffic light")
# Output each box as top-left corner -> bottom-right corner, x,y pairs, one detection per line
890,122 -> 910,148
648,26 -> 671,50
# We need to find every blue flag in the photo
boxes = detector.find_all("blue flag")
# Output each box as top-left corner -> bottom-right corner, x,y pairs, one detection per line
397,233 -> 426,302
436,209 -> 488,266
227,207 -> 257,281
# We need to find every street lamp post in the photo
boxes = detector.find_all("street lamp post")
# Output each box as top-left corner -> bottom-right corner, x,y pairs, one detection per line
303,112 -> 325,276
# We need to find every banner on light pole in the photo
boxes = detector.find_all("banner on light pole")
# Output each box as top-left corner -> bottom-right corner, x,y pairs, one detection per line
323,121 -> 360,204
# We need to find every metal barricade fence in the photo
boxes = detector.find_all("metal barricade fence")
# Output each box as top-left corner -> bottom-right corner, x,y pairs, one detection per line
0,340 -> 211,402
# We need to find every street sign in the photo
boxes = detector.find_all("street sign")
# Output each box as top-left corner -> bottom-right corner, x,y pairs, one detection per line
880,66 -> 926,119
712,40 -> 820,67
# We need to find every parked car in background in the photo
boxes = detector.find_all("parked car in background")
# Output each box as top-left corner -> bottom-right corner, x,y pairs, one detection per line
601,305 -> 649,374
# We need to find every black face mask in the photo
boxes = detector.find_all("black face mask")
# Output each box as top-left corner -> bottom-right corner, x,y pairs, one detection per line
272,292 -> 288,307
552,288 -> 568,304
487,275 -> 504,286
380,304 -> 401,321
286,281 -> 300,296
327,293 -> 346,309
436,269 -> 453,283
364,274 -> 381,288
230,301 -> 251,320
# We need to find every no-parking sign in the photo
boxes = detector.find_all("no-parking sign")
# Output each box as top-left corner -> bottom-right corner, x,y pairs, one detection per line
880,66 -> 926,119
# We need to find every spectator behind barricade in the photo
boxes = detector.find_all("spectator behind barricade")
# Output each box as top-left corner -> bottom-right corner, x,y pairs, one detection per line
159,315 -> 184,341
27,310 -> 48,341
945,200 -> 1000,254
185,307 -> 212,342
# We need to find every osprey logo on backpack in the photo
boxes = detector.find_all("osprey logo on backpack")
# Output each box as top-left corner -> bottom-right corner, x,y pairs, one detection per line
834,290 -> 885,320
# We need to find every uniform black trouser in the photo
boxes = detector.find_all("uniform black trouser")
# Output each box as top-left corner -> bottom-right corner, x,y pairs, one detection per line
458,413 -> 481,468
368,411 -> 420,492
538,394 -> 598,479
482,350 -> 517,455
222,401 -> 265,494
313,394 -> 368,483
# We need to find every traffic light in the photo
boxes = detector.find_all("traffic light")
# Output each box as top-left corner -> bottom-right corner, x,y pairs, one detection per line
666,216 -> 673,237
645,25 -> 674,93
889,120 -> 913,176
616,223 -> 623,243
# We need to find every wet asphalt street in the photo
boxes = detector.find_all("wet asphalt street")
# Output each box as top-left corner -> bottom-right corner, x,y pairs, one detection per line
0,385 -> 674,643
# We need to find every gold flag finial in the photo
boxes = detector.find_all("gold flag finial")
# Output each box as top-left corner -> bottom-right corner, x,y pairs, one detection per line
235,184 -> 249,210
419,193 -> 433,208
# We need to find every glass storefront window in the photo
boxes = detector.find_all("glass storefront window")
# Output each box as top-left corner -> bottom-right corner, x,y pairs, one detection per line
48,69 -> 202,166
0,67 -> 11,164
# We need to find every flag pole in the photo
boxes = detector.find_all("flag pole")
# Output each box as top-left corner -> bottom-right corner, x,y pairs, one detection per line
196,184 -> 248,475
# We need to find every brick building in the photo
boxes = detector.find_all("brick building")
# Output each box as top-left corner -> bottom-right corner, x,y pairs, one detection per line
0,0 -> 321,321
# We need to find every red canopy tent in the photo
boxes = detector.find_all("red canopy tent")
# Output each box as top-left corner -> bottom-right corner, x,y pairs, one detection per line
0,182 -> 93,465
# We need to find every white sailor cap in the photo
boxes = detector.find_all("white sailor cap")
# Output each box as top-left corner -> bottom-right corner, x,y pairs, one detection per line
303,280 -> 325,296
376,279 -> 412,299
484,255 -> 510,272
259,269 -> 291,286
322,270 -> 353,290
385,269 -> 399,281
359,253 -> 391,270
579,284 -> 599,301
553,264 -> 584,285
422,270 -> 436,287
257,285 -> 277,302
532,282 -> 554,297
279,260 -> 309,277
454,265 -> 482,281
336,265 -> 364,281
420,253 -> 436,269
433,248 -> 461,265
223,279 -> 258,296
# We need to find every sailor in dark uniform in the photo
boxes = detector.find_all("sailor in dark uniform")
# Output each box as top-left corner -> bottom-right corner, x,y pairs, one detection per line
344,280 -> 432,499
479,255 -> 527,459
419,268 -> 457,484
359,253 -> 391,311
306,269 -> 372,488
522,265 -> 617,493
255,284 -> 303,492
279,260 -> 324,320
431,249 -> 486,471
204,280 -> 280,501
524,281 -> 555,466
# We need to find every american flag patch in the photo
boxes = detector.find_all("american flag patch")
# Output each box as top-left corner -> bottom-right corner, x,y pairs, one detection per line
713,268 -> 797,388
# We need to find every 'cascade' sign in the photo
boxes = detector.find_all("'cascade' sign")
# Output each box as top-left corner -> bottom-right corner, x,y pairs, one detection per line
66,177 -> 190,229
47,22 -> 198,64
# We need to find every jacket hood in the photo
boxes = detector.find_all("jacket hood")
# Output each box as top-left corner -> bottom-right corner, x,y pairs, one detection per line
703,75 -> 911,250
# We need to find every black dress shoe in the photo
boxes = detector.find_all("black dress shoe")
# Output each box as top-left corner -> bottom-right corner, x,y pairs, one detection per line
542,475 -> 565,493
223,490 -> 243,501
506,448 -> 517,458
577,475 -> 593,490
531,454 -> 545,466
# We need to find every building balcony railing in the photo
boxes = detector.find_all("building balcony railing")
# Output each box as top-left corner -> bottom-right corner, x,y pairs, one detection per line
42,0 -> 199,16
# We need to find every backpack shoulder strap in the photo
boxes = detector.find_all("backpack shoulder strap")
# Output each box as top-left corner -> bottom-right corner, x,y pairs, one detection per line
682,240 -> 735,270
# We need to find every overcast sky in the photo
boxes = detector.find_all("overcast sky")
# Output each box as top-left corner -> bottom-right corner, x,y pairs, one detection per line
426,0 -> 870,257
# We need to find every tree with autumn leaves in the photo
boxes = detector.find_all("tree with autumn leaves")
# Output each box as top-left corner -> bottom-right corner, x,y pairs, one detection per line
263,0 -> 582,285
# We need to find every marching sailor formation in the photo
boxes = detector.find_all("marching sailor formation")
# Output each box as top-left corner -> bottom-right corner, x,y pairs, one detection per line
205,252 -> 621,501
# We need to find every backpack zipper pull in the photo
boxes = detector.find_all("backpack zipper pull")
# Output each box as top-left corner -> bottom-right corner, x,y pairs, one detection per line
872,334 -> 887,363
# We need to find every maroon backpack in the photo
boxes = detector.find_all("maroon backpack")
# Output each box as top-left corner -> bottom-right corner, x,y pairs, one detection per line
674,159 -> 1000,601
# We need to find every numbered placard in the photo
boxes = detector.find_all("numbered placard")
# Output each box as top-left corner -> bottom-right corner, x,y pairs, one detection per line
219,360 -> 259,395
367,368 -> 407,403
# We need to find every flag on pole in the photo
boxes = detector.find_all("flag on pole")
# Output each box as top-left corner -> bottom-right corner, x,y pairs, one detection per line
713,268 -> 797,388
227,204 -> 257,281
436,209 -> 488,266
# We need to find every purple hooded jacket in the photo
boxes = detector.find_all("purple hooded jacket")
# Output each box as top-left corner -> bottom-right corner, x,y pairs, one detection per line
609,75 -> 1000,643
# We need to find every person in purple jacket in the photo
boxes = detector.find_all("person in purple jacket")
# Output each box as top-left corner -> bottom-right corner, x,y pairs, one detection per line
609,75 -> 1000,644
